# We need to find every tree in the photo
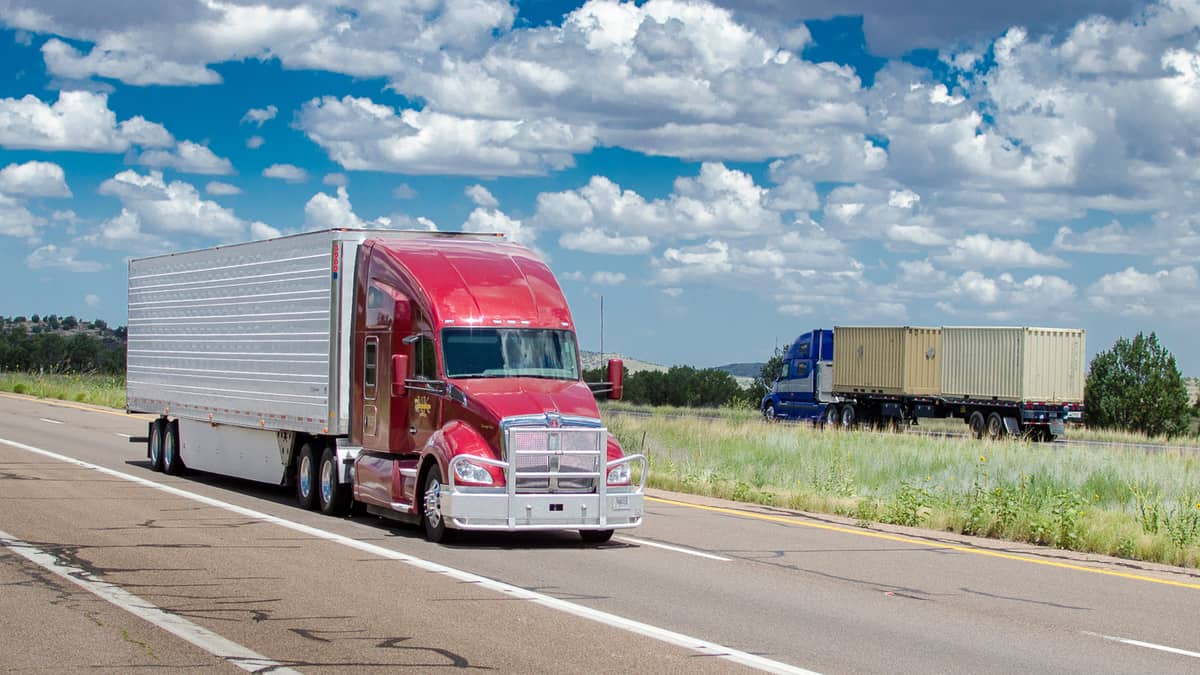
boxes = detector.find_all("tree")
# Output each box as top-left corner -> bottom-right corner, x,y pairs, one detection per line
745,348 -> 785,405
1084,332 -> 1191,438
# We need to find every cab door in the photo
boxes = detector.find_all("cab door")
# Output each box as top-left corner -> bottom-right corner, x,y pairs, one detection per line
405,330 -> 442,451
361,281 -> 415,454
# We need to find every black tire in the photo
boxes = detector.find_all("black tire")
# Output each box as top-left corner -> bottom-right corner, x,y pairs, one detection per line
581,529 -> 615,544
764,403 -> 777,422
162,420 -> 185,476
318,447 -> 351,516
421,464 -> 448,543
148,419 -> 166,472
986,412 -> 1005,440
839,404 -> 856,428
968,411 -> 986,439
822,405 -> 839,427
296,443 -> 319,511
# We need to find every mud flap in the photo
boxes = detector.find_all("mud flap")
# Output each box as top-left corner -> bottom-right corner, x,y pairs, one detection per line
1003,417 -> 1021,435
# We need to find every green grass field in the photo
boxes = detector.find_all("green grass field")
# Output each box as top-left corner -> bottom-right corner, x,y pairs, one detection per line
0,371 -> 126,409
606,409 -> 1200,568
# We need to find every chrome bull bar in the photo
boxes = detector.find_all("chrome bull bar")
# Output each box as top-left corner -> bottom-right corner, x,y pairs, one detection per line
443,453 -> 647,531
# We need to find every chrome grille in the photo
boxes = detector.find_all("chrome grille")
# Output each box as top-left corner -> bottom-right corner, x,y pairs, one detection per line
506,426 -> 603,494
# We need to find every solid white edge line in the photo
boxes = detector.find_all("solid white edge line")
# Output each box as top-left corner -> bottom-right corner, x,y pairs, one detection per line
0,526 -> 300,675
38,418 -> 63,425
1,436 -> 818,675
115,433 -> 133,439
1083,631 -> 1200,659
616,535 -> 733,561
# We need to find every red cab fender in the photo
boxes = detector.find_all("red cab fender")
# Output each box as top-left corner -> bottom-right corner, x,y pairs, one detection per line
424,420 -> 504,487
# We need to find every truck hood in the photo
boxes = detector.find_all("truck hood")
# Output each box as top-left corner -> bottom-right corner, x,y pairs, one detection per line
452,378 -> 600,423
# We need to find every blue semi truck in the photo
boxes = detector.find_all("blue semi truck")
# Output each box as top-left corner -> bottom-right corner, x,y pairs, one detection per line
761,326 -> 1085,441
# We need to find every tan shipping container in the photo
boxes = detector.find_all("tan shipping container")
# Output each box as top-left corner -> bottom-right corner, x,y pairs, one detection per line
941,327 -> 1085,403
833,326 -> 941,396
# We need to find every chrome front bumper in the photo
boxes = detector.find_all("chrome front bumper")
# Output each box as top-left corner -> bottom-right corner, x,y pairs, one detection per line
442,454 -> 646,531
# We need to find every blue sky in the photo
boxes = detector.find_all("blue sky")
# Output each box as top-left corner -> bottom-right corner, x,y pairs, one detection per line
2,0 -> 1199,373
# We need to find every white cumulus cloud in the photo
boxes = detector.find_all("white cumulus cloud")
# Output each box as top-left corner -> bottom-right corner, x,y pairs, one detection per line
263,163 -> 308,183
137,140 -> 234,175
0,161 -> 71,198
0,90 -> 171,152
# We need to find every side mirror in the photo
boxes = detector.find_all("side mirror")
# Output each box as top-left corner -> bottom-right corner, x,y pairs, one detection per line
606,359 -> 624,401
392,354 -> 408,398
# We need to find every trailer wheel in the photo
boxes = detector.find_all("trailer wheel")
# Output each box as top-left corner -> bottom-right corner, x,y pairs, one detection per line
162,420 -> 185,476
986,412 -> 1005,440
318,447 -> 351,517
822,405 -> 839,428
296,443 -> 319,511
148,419 -> 166,472
968,411 -> 985,439
839,404 -> 856,428
421,466 -> 449,543
580,529 -> 614,544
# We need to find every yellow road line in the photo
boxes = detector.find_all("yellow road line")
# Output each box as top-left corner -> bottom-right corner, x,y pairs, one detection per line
0,391 -> 153,421
646,496 -> 1200,591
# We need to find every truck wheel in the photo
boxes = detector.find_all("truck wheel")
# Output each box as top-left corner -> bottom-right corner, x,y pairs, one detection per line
318,447 -> 351,516
968,411 -> 985,439
822,405 -> 839,428
162,420 -> 185,476
580,529 -> 614,544
839,405 -> 856,428
986,413 -> 1005,440
764,403 -> 777,421
148,419 -> 166,472
421,466 -> 449,543
296,443 -> 319,511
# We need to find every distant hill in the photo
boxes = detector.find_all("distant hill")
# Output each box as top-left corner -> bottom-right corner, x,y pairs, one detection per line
714,362 -> 763,379
1188,377 -> 1199,406
580,351 -> 668,374
0,315 -> 125,342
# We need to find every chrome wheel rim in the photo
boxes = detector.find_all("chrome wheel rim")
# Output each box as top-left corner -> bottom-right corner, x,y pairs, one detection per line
299,455 -> 311,498
149,429 -> 161,464
425,476 -> 442,529
320,458 -> 334,504
163,430 -> 174,469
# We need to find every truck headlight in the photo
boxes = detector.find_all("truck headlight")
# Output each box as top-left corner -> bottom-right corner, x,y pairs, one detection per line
607,462 -> 630,485
453,460 -> 494,485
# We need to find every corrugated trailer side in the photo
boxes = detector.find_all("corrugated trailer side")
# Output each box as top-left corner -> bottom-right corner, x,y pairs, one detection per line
941,327 -> 1085,403
833,326 -> 940,396
1021,327 -> 1085,402
941,327 -> 1023,400
127,229 -> 360,435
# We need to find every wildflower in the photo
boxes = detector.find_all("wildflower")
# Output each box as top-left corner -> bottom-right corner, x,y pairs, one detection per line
979,455 -> 987,463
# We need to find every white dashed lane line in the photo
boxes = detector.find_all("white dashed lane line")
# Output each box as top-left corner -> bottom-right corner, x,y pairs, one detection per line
615,535 -> 732,561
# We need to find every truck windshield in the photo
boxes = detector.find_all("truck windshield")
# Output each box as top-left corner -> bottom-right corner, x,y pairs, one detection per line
442,328 -> 580,380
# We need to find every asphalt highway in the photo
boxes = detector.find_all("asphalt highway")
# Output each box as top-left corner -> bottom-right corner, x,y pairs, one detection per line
2,393 -> 1199,674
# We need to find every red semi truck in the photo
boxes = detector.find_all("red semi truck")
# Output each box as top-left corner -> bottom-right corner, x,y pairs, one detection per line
127,229 -> 644,542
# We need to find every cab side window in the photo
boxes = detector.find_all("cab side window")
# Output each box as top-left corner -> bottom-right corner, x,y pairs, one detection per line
364,337 -> 378,400
413,335 -> 437,380
366,284 -> 393,328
